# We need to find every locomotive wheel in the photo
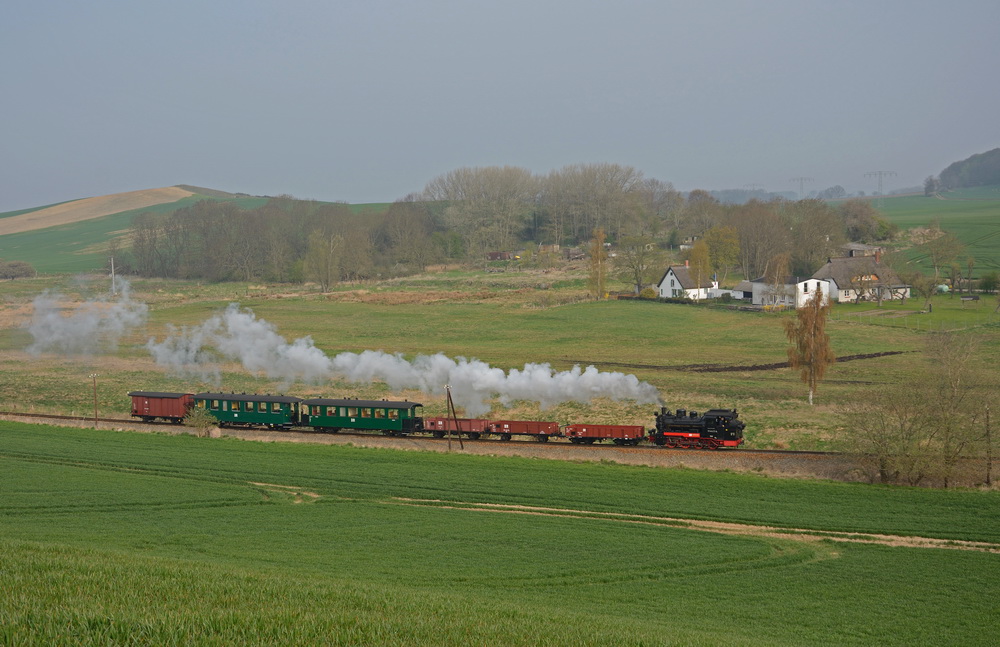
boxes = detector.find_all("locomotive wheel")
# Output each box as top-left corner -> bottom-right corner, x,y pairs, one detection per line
651,437 -> 666,446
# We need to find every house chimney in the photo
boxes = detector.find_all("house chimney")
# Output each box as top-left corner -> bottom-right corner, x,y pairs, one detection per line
685,259 -> 689,268
875,249 -> 881,264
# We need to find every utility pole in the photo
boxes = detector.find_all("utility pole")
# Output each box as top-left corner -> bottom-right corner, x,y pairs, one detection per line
110,257 -> 117,295
865,171 -> 897,209
789,177 -> 814,200
89,373 -> 99,428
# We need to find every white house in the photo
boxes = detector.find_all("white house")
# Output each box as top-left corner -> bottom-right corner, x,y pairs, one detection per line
656,263 -> 717,300
749,277 -> 831,308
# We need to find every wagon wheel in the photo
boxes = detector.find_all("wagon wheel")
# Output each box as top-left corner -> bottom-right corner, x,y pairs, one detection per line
583,438 -> 596,445
467,432 -> 481,440
536,435 -> 549,442
433,431 -> 446,438
500,433 -> 512,441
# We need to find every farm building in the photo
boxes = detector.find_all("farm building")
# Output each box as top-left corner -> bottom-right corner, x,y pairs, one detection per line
811,255 -> 910,303
748,277 -> 831,308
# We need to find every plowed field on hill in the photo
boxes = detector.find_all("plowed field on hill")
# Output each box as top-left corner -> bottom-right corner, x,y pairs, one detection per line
0,186 -> 193,235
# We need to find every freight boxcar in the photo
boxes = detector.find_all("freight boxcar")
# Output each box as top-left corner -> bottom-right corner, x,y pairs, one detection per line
487,419 -> 561,442
563,423 -> 646,445
301,398 -> 423,436
422,417 -> 491,439
194,392 -> 301,429
127,391 -> 194,423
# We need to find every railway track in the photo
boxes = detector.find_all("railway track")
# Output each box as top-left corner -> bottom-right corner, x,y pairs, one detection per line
0,409 -> 835,456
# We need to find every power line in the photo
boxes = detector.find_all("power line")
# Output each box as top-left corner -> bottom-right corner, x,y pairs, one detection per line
789,177 -> 815,199
865,171 -> 897,209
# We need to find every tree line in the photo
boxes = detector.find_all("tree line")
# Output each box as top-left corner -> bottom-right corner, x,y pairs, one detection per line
122,163 -> 898,287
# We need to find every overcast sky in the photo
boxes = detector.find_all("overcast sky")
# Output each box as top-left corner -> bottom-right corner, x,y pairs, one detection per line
3,0 -> 998,211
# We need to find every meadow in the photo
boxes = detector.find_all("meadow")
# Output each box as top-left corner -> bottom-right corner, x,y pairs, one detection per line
1,268 -> 997,450
2,421 -> 998,646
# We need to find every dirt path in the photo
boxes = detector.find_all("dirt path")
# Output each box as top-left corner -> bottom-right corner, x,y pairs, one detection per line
392,498 -> 1000,554
0,186 -> 193,236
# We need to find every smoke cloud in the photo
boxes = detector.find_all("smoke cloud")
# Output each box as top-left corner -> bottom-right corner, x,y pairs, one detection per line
26,280 -> 148,355
148,304 -> 661,415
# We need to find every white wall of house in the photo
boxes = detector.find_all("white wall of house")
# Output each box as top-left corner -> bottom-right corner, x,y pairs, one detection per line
751,279 -> 830,307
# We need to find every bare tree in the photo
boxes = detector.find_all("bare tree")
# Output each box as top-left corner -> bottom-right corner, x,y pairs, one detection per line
587,228 -> 608,299
923,228 -> 964,279
613,236 -> 665,294
304,230 -> 344,291
783,290 -> 835,405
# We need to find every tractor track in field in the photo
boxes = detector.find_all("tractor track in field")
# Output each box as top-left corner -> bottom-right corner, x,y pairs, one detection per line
391,498 -> 1000,554
567,350 -> 913,373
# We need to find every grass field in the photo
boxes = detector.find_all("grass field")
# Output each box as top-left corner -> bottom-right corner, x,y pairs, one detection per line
1,271 -> 997,451
2,422 -> 998,646
880,189 -> 1000,272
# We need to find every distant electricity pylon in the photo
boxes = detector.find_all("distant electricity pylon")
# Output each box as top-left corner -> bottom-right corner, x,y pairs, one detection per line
865,171 -> 897,209
789,177 -> 814,199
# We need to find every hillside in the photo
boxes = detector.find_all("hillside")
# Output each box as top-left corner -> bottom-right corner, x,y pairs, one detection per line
0,186 -> 196,236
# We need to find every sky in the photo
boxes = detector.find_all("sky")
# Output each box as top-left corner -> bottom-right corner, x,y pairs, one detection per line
3,0 -> 999,211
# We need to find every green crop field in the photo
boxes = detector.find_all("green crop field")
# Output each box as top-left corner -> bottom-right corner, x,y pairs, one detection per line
1,422 -> 998,646
0,195 -> 271,273
879,187 -> 1000,272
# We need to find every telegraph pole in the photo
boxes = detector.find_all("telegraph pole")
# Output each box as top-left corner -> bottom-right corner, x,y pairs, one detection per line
89,373 -> 99,428
789,177 -> 814,200
865,171 -> 897,209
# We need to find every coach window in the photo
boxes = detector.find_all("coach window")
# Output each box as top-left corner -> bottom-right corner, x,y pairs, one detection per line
258,402 -> 266,413
388,410 -> 399,421
340,407 -> 347,417
326,406 -> 336,416
348,407 -> 359,417
211,399 -> 219,410
374,409 -> 385,419
361,408 -> 372,418
272,402 -> 281,413
312,405 -> 321,416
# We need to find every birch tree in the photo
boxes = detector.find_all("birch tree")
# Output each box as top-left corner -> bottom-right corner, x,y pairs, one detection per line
784,290 -> 835,405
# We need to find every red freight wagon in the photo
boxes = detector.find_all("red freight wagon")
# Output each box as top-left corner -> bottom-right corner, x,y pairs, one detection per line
563,423 -> 646,446
423,417 -> 491,439
488,420 -> 561,442
128,391 -> 194,423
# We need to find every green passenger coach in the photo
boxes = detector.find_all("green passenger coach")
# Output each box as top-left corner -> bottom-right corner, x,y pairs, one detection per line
301,398 -> 423,435
194,393 -> 302,429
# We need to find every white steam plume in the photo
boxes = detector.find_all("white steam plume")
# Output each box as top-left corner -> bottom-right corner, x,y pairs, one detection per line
147,304 -> 661,415
26,280 -> 148,355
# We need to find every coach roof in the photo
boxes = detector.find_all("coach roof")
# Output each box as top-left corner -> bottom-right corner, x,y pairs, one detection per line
301,398 -> 422,409
193,392 -> 302,404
